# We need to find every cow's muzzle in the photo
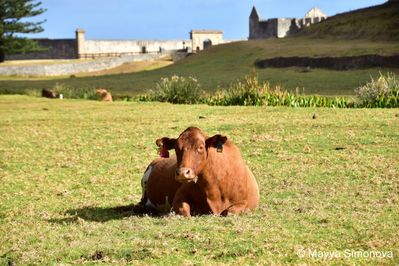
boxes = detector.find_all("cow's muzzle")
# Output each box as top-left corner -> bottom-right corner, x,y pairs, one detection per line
175,167 -> 198,183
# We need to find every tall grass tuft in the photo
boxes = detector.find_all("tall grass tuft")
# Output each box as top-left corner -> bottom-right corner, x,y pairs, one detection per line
145,75 -> 203,104
355,72 -> 399,108
206,73 -> 354,108
50,83 -> 98,100
207,73 -> 268,106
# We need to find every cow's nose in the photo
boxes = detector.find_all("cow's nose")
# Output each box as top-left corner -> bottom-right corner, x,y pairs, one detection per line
183,169 -> 191,177
176,167 -> 192,178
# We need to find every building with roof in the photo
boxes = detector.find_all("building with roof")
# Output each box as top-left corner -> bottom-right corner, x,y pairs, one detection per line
249,7 -> 327,39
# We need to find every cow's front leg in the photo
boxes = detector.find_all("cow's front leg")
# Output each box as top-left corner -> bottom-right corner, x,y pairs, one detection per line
221,200 -> 248,216
173,201 -> 191,217
172,184 -> 193,217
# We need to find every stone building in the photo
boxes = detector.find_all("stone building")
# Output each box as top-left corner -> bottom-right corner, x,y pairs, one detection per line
249,6 -> 327,39
190,30 -> 223,53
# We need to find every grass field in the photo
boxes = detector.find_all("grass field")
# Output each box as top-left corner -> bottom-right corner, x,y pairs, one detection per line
298,1 -> 399,41
1,38 -> 398,97
1,95 -> 398,265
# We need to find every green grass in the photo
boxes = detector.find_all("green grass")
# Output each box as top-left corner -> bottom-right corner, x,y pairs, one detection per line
1,38 -> 398,97
1,95 -> 398,265
298,1 -> 399,41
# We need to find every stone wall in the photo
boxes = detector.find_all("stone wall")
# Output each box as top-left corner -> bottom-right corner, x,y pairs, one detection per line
5,39 -> 77,60
250,19 -> 278,39
0,54 -> 161,76
255,54 -> 399,70
79,39 -> 190,58
5,29 -> 190,60
5,28 -> 225,61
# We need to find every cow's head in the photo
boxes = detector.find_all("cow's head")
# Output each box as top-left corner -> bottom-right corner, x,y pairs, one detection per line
96,88 -> 108,96
156,127 -> 227,183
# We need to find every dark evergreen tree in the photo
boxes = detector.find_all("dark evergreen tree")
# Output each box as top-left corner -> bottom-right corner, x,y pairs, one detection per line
0,0 -> 46,62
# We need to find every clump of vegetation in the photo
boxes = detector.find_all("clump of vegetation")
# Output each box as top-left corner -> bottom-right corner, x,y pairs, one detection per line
21,88 -> 42,97
0,84 -> 100,100
144,75 -> 203,104
355,72 -> 399,108
207,73 -> 268,106
51,83 -> 98,100
206,73 -> 353,108
140,73 -> 354,108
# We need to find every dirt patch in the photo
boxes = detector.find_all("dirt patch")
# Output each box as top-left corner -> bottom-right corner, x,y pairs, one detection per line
255,54 -> 399,70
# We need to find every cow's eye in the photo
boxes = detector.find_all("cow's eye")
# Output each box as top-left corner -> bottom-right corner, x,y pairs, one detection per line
197,146 -> 204,152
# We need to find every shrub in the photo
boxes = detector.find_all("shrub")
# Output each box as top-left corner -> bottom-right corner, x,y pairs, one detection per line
24,88 -> 42,97
51,83 -> 98,100
355,72 -> 399,108
207,73 -> 268,106
148,75 -> 203,104
205,73 -> 355,108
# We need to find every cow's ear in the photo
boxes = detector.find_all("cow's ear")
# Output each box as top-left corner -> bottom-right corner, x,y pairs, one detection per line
206,134 -> 228,152
156,137 -> 176,150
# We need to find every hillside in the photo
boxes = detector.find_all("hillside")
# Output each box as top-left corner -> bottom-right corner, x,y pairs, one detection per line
1,38 -> 398,96
0,2 -> 398,96
297,1 -> 399,40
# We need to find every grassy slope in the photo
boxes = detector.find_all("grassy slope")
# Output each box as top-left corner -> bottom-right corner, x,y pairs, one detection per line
1,95 -> 398,265
0,2 -> 398,96
298,1 -> 399,40
1,38 -> 398,96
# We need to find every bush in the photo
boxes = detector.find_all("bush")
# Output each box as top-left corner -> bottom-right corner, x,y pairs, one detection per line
355,72 -> 399,108
206,73 -> 268,106
24,88 -> 42,97
147,75 -> 203,104
205,73 -> 354,108
51,83 -> 98,100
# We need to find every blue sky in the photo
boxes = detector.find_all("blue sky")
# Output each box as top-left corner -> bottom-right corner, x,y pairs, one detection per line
27,0 -> 387,40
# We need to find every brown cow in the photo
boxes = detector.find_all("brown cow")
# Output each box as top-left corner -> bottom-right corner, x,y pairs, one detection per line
156,127 -> 259,216
135,156 -> 181,214
41,88 -> 58,99
96,88 -> 113,102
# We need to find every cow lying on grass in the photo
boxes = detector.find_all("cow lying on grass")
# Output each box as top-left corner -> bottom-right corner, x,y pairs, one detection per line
41,89 -> 58,99
136,127 -> 259,216
96,88 -> 113,102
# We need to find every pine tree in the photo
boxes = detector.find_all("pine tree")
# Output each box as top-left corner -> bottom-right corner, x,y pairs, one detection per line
0,0 -> 46,62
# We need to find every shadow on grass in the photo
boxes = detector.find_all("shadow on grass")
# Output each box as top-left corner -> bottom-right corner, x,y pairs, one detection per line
49,204 -> 163,224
